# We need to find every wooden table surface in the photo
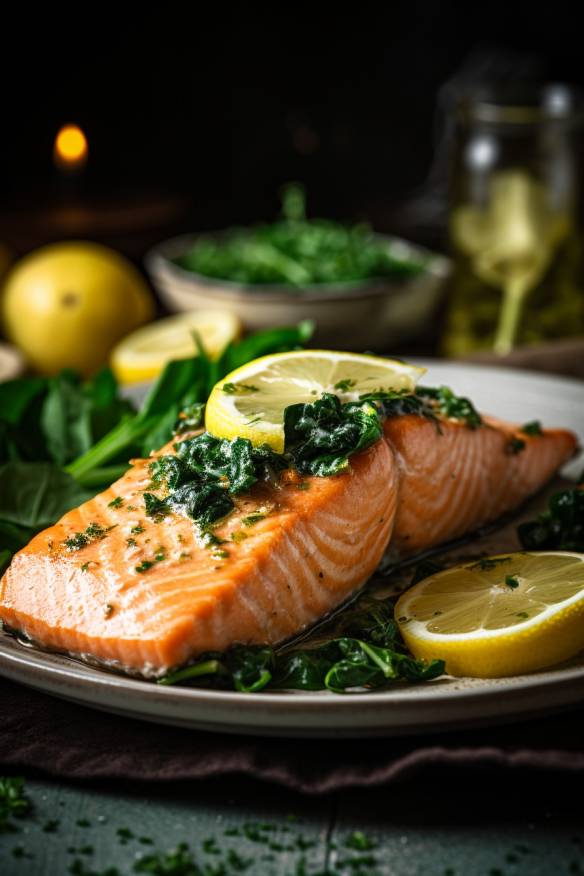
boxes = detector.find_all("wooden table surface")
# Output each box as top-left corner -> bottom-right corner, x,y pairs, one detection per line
1,769 -> 583,875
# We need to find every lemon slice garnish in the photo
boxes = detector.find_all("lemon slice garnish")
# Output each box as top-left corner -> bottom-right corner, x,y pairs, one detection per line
395,551 -> 584,678
205,350 -> 424,452
111,310 -> 241,384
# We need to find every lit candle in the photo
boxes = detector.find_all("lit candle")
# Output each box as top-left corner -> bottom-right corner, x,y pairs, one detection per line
53,123 -> 88,176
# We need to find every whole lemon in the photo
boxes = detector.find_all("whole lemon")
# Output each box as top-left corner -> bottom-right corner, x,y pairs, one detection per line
1,241 -> 155,376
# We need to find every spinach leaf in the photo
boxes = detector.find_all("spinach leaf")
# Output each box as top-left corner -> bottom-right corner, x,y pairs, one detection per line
159,595 -> 444,693
0,463 -> 93,531
518,486 -> 584,551
284,393 -> 382,477
40,371 -> 94,466
66,322 -> 312,482
0,463 -> 94,562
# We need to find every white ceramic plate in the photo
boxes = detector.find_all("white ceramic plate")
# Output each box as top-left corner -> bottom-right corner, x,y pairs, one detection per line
1,362 -> 583,737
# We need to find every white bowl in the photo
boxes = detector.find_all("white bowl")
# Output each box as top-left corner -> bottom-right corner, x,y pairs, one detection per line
145,233 -> 451,351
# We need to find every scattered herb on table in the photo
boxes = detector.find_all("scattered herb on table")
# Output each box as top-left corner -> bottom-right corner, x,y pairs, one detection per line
0,776 -> 31,833
505,575 -> 520,589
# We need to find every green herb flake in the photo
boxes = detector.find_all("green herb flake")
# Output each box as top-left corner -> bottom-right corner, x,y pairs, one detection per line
131,525 -> 145,535
231,530 -> 248,542
126,538 -> 138,547
516,611 -> 529,620
468,556 -> 511,571
505,575 -> 520,589
135,560 -> 154,574
42,819 -> 60,833
108,496 -> 123,509
222,382 -> 259,394
242,513 -> 266,527
521,420 -> 543,436
64,522 -> 115,551
506,436 -> 526,455
0,777 -> 31,833
80,562 -> 90,572
334,378 -> 356,392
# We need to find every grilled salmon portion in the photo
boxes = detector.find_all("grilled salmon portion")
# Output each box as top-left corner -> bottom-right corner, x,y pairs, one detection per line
386,415 -> 578,556
0,438 -> 397,676
0,414 -> 577,676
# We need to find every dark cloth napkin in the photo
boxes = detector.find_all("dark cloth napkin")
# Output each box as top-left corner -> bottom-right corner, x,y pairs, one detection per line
1,676 -> 584,794
1,343 -> 583,793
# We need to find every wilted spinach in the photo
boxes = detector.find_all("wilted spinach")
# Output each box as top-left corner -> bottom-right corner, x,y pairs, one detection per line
284,393 -> 382,476
159,597 -> 444,693
518,482 -> 584,551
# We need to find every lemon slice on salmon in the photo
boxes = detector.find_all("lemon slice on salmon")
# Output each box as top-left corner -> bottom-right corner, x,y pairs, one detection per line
205,350 -> 424,451
395,551 -> 584,678
111,310 -> 241,384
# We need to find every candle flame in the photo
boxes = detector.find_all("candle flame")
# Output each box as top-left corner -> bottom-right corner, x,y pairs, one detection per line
54,124 -> 88,171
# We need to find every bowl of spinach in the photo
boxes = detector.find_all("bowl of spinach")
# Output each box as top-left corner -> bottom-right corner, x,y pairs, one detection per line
146,186 -> 451,351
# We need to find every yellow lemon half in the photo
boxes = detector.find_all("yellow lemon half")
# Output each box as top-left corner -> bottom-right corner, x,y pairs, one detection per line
395,551 -> 584,678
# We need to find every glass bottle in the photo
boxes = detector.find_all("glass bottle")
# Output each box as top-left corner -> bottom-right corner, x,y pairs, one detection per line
443,84 -> 584,356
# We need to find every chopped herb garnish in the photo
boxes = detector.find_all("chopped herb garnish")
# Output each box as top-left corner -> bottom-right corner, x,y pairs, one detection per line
211,548 -> 229,560
135,560 -> 154,573
64,522 -> 115,551
131,525 -> 145,535
179,551 -> 192,560
241,513 -> 266,527
231,531 -> 248,542
333,378 -> 356,391
80,562 -> 90,572
416,385 -> 482,429
505,575 -> 520,589
126,538 -> 138,547
506,437 -> 526,455
521,420 -> 543,436
516,611 -> 529,620
107,496 -> 123,508
468,556 -> 511,571
222,382 -> 259,394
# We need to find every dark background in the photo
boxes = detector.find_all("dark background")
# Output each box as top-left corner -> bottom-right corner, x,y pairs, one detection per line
1,3 -> 583,237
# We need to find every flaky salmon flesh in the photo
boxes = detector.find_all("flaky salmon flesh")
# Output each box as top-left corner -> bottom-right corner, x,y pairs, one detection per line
0,413 -> 577,676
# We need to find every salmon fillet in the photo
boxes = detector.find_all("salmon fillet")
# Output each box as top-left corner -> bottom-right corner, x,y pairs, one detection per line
0,414 -> 577,676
